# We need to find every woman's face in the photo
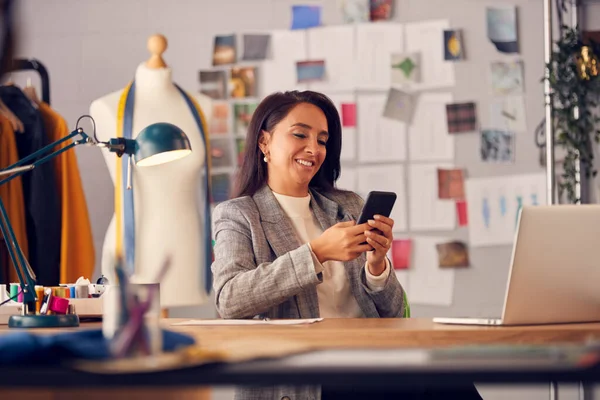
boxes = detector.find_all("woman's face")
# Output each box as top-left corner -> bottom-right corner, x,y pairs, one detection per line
260,102 -> 329,196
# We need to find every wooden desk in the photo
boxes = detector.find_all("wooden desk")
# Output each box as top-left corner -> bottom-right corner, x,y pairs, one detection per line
166,317 -> 600,349
1,318 -> 599,400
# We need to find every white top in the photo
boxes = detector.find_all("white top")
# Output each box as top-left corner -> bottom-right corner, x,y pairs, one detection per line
272,191 -> 390,318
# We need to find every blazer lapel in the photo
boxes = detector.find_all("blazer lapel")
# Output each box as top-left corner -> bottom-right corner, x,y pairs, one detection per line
252,186 -> 320,318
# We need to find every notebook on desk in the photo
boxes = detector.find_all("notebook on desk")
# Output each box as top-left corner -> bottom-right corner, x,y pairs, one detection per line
434,205 -> 600,326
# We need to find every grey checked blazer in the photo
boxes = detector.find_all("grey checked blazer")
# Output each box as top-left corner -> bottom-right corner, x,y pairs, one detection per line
211,185 -> 406,400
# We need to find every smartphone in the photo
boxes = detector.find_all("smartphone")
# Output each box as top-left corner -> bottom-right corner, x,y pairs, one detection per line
356,191 -> 397,225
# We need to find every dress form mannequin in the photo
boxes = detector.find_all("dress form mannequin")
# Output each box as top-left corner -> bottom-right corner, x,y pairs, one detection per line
90,34 -> 212,308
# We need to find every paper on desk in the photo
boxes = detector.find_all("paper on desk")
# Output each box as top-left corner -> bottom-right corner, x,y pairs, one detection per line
408,92 -> 454,162
404,20 -> 455,91
307,26 -> 355,92
261,30 -> 308,95
408,163 -> 456,231
357,93 -> 407,163
356,23 -> 404,90
171,318 -> 323,326
357,164 -> 407,231
407,236 -> 455,306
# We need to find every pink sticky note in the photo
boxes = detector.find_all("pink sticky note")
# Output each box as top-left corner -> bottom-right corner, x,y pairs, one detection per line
456,200 -> 468,226
341,103 -> 356,127
391,239 -> 412,269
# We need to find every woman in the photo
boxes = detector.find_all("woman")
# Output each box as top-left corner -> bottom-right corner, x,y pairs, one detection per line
211,91 -> 482,400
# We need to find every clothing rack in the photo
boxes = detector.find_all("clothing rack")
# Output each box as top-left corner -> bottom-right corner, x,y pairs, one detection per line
8,58 -> 50,105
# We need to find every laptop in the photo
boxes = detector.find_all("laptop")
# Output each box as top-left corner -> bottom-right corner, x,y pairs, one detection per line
433,205 -> 600,326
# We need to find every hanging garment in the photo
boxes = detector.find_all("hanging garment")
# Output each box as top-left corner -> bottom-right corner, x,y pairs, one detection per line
0,115 -> 28,283
38,102 -> 95,284
0,86 -> 61,286
115,81 -> 213,295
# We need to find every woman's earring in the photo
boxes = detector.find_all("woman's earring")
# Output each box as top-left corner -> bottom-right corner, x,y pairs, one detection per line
263,154 -> 268,163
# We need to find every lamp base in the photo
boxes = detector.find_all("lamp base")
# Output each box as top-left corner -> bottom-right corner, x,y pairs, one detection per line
8,314 -> 80,328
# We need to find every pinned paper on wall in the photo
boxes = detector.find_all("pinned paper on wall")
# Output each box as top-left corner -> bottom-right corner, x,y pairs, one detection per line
489,95 -> 527,133
407,236 -> 455,306
437,168 -> 465,200
465,173 -> 546,247
446,102 -> 477,133
199,70 -> 228,100
341,103 -> 356,127
242,34 -> 271,61
408,92 -> 454,162
233,103 -> 258,136
370,0 -> 393,21
383,88 -> 415,124
211,173 -> 231,204
486,6 -> 519,53
357,94 -> 407,163
491,61 -> 524,95
408,163 -> 456,231
405,20 -> 456,90
230,67 -> 257,98
444,29 -> 465,61
210,103 -> 229,135
481,129 -> 514,163
391,52 -> 421,86
329,93 -> 357,161
337,167 -> 357,191
340,0 -> 369,23
456,200 -> 468,226
210,137 -> 234,168
357,164 -> 407,232
307,26 -> 356,92
213,34 -> 236,66
391,239 -> 412,269
291,5 -> 322,30
436,241 -> 469,268
356,24 -> 404,90
296,60 -> 326,83
260,30 -> 308,94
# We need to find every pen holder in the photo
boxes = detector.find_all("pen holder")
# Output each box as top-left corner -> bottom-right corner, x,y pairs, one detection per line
103,282 -> 162,359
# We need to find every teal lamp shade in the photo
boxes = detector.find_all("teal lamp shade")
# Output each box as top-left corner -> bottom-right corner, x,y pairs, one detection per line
134,122 -> 192,167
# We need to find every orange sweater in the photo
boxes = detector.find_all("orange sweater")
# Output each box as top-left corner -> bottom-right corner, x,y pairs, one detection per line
0,115 -> 28,283
39,103 -> 95,283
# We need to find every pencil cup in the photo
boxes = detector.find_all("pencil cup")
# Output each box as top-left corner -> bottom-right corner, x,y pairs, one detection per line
103,282 -> 162,358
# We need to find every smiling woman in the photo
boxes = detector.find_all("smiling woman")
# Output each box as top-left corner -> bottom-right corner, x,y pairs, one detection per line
209,90 -> 481,400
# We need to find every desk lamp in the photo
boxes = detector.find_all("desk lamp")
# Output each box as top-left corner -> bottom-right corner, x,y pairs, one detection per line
1,116 -> 191,328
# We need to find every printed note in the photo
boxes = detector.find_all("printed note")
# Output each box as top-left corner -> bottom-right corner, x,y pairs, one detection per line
407,236 -> 455,306
356,23 -> 404,90
260,30 -> 308,95
408,92 -> 454,162
307,26 -> 356,92
357,93 -> 407,163
408,163 -> 456,231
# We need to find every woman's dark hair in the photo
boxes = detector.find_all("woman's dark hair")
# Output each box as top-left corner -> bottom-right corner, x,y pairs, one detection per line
232,90 -> 342,198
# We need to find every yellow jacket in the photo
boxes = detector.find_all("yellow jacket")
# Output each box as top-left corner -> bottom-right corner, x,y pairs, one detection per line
39,103 -> 95,283
0,115 -> 28,283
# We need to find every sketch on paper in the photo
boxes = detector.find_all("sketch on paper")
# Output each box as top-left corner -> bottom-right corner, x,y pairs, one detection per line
491,61 -> 524,95
383,88 -> 415,124
391,53 -> 421,85
481,129 -> 514,163
465,173 -> 546,247
233,103 -> 258,136
486,6 -> 518,53
291,5 -> 322,30
370,0 -> 393,21
437,168 -> 465,200
340,0 -> 369,23
199,70 -> 228,100
444,29 -> 465,61
213,35 -> 236,66
242,34 -> 271,61
296,60 -> 326,83
446,102 -> 477,133
436,241 -> 469,268
489,95 -> 527,133
210,103 -> 229,135
230,67 -> 257,98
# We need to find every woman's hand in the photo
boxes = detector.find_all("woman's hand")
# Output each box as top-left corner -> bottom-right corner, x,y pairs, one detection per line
310,221 -> 372,263
365,215 -> 394,276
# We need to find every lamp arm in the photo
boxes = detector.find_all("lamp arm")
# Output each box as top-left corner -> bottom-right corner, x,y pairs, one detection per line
0,128 -> 92,187
0,196 -> 36,305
